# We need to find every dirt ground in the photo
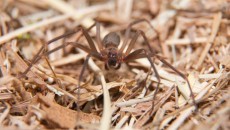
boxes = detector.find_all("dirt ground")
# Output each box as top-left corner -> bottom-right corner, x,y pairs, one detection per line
0,0 -> 229,129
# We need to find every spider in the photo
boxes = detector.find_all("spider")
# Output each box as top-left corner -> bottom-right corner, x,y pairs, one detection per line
21,19 -> 196,111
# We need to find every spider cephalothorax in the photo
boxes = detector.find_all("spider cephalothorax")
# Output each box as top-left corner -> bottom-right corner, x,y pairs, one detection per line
102,32 -> 122,69
104,47 -> 121,69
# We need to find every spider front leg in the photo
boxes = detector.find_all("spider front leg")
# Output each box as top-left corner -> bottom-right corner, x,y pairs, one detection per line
75,52 -> 103,128
78,52 -> 103,88
120,25 -> 161,112
124,29 -> 157,56
21,23 -> 99,78
119,19 -> 158,53
21,30 -> 84,77
121,22 -> 197,110
123,49 -> 160,112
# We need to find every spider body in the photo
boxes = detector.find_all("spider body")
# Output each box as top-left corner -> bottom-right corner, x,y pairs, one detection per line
21,19 -> 197,113
101,32 -> 122,70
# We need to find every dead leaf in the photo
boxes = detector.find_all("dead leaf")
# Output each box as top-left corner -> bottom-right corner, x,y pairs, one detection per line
29,94 -> 100,129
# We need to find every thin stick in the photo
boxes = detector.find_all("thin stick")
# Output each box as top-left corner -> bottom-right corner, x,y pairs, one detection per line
0,2 -> 114,45
165,37 -> 208,45
167,106 -> 195,130
147,73 -> 228,128
116,95 -> 154,107
44,57 -> 64,90
99,72 -> 111,130
80,50 -> 112,130
0,103 -> 10,124
43,0 -> 111,37
0,14 -> 69,45
195,12 -> 222,69
207,53 -> 219,71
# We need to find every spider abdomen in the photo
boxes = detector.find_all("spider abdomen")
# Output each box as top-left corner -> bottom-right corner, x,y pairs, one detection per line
102,32 -> 120,48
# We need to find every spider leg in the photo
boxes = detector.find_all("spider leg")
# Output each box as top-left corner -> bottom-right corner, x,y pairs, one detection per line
76,52 -> 103,117
123,48 -> 146,62
119,19 -> 158,53
124,49 -> 197,110
47,42 -> 91,55
22,28 -> 93,77
44,57 -> 64,89
124,30 -> 157,56
21,23 -> 98,77
78,52 -> 103,88
40,39 -> 64,89
21,41 -> 91,77
124,26 -> 197,110
123,49 -> 160,112
155,55 -> 197,109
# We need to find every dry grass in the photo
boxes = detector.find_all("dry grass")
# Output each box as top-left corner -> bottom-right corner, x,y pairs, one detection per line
0,0 -> 229,129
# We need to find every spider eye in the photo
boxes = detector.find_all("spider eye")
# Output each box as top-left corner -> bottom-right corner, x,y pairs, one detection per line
108,59 -> 117,66
106,59 -> 121,70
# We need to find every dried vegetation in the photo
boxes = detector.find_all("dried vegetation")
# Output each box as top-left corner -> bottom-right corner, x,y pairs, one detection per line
0,0 -> 229,129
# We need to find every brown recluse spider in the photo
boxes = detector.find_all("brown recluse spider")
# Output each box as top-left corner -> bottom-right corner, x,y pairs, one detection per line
21,19 -> 197,113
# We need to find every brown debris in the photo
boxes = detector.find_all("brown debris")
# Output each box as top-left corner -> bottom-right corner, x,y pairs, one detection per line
26,93 -> 100,129
0,0 -> 229,129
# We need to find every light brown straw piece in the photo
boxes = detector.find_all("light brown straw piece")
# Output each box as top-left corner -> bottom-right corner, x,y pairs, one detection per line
195,12 -> 222,69
0,2 -> 113,45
